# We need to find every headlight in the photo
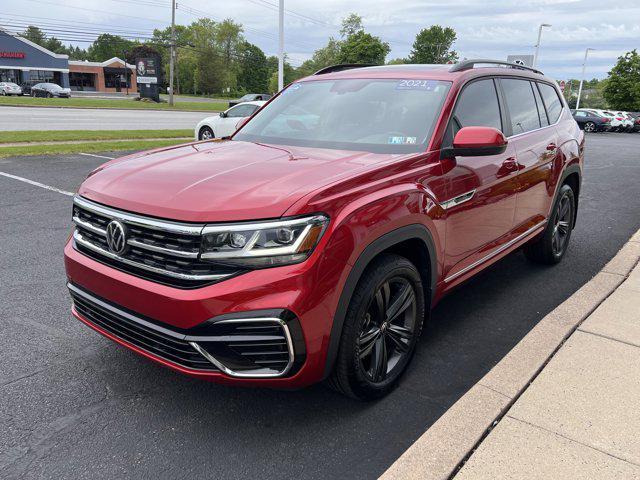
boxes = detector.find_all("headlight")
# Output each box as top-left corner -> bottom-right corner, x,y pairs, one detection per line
200,214 -> 329,267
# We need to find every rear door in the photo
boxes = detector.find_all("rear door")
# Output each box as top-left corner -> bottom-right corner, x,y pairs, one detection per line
498,78 -> 560,231
440,77 -> 520,280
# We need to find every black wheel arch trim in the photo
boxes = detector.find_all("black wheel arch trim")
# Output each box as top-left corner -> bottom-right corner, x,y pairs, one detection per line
559,163 -> 582,226
322,223 -> 437,378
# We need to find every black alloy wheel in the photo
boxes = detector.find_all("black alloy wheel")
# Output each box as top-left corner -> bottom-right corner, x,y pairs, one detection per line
551,194 -> 572,257
328,254 -> 425,400
524,183 -> 575,264
357,277 -> 417,383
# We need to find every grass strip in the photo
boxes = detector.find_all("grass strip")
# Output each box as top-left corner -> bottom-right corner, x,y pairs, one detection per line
0,139 -> 188,158
0,129 -> 193,144
0,96 -> 226,111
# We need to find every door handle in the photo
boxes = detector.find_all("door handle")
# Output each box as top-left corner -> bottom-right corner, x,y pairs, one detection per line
497,157 -> 518,177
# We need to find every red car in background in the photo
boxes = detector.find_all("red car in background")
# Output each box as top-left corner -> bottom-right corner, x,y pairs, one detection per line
65,60 -> 583,400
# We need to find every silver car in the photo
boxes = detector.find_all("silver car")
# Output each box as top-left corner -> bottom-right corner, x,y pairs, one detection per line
0,82 -> 23,96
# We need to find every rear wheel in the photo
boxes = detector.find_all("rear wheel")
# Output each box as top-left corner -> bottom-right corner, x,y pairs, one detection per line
198,126 -> 214,140
524,184 -> 575,265
584,121 -> 596,133
327,254 -> 425,400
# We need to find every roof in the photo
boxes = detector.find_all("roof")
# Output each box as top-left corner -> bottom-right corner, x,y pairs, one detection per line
299,61 -> 548,83
68,57 -> 135,69
0,27 -> 68,59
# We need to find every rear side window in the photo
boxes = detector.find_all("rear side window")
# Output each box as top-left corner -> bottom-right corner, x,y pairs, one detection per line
538,82 -> 563,123
532,84 -> 549,126
501,78 -> 541,134
453,79 -> 502,133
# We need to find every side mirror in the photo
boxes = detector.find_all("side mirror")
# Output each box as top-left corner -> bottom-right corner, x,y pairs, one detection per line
442,126 -> 507,158
219,111 -> 227,118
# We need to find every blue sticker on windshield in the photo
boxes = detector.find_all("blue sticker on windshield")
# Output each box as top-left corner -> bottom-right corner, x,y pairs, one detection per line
388,136 -> 417,144
281,83 -> 302,95
396,80 -> 438,91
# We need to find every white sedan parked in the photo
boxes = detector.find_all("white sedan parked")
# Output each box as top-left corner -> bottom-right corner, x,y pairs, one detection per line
195,101 -> 266,140
0,82 -> 22,96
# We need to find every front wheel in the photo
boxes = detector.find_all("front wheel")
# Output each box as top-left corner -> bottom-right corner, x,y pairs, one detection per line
584,121 -> 596,133
524,184 -> 575,265
198,126 -> 214,140
327,254 -> 425,400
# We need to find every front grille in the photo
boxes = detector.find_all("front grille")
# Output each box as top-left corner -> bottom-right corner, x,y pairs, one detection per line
68,284 -> 303,378
69,285 -> 218,371
72,196 -> 241,288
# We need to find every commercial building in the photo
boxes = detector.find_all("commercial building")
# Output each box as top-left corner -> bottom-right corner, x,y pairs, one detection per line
0,28 -> 69,87
0,28 -> 137,93
69,58 -> 137,93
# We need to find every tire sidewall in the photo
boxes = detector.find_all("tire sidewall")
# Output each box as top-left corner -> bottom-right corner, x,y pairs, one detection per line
339,256 -> 425,399
548,184 -> 575,262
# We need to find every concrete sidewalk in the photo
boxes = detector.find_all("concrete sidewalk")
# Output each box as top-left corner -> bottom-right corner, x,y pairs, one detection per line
455,259 -> 640,478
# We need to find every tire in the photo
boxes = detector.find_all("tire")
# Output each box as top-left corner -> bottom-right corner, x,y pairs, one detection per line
327,254 -> 425,400
199,126 -> 214,140
47,92 -> 53,98
583,122 -> 596,133
524,184 -> 575,265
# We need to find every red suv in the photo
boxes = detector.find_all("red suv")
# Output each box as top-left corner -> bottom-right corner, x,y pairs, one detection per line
65,60 -> 583,400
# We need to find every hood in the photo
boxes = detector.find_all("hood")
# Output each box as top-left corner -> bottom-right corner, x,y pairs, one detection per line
79,140 -> 398,222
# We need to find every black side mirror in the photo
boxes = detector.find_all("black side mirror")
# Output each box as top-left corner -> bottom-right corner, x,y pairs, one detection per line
219,111 -> 226,118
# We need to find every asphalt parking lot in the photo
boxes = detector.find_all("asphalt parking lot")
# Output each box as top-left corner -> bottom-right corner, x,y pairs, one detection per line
1,132 -> 639,479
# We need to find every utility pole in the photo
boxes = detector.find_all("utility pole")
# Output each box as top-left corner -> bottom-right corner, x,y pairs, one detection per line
278,0 -> 284,91
576,48 -> 595,110
169,0 -> 176,106
533,23 -> 551,68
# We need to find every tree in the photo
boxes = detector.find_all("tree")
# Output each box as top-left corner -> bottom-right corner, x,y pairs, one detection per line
87,34 -> 135,62
295,38 -> 341,77
20,26 -> 46,45
238,41 -> 269,93
338,30 -> 390,65
340,13 -> 363,37
603,49 -> 640,111
409,26 -> 458,64
268,58 -> 296,92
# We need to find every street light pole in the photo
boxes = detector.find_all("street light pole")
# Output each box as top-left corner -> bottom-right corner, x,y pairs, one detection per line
278,0 -> 284,91
533,23 -> 552,68
576,48 -> 595,110
169,0 -> 176,106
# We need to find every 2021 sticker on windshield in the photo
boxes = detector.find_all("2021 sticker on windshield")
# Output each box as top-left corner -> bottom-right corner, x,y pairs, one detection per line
395,80 -> 438,91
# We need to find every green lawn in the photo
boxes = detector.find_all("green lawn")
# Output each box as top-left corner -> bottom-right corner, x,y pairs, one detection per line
0,95 -> 226,111
0,139 -> 189,158
0,129 -> 192,144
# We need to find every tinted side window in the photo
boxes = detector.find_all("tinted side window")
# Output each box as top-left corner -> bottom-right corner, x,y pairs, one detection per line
538,82 -> 563,123
501,78 -> 541,134
452,79 -> 502,134
532,83 -> 549,126
227,104 -> 255,118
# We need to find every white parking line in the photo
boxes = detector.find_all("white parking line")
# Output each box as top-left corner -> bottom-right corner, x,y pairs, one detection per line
79,153 -> 116,160
0,171 -> 74,196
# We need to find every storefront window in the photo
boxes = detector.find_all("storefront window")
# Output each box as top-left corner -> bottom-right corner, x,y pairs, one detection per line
69,72 -> 96,91
0,69 -> 20,83
104,67 -> 131,91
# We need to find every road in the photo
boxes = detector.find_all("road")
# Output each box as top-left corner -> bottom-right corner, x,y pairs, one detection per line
1,133 -> 639,479
0,106 -> 209,131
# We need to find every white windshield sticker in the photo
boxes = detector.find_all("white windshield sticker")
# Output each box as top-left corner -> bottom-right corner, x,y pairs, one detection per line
396,80 -> 438,91
388,136 -> 417,145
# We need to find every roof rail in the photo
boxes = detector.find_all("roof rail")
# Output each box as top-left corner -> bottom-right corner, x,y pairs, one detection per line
449,59 -> 544,75
313,63 -> 375,75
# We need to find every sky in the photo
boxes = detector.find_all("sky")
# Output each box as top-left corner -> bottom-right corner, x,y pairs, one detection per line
1,0 -> 639,80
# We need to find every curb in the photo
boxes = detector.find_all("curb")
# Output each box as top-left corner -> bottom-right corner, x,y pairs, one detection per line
0,103 -> 221,113
380,228 -> 640,480
0,137 -> 192,148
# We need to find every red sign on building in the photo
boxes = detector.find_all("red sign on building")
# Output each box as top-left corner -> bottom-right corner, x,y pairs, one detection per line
0,51 -> 26,59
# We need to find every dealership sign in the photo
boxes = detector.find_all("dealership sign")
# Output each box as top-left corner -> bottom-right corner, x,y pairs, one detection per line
136,56 -> 161,101
0,51 -> 26,59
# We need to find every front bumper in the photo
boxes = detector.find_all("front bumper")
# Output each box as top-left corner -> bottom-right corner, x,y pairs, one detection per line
64,238 -> 340,387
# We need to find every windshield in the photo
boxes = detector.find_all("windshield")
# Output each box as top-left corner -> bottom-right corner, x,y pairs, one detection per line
234,78 -> 451,153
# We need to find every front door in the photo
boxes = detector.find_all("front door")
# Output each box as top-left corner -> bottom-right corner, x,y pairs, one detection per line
440,78 -> 519,282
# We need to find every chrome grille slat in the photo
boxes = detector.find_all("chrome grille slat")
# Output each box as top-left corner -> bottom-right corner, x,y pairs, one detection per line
72,196 -> 240,288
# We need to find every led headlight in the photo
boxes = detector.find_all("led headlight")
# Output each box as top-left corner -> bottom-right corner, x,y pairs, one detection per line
200,214 -> 328,267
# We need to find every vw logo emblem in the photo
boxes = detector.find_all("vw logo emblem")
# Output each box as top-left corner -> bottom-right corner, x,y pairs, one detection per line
106,220 -> 128,255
